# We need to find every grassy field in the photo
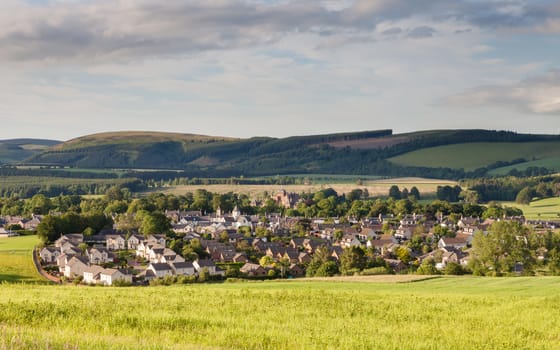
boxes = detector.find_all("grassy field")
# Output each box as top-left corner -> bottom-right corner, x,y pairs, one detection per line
0,235 -> 43,283
1,277 -> 560,349
502,197 -> 560,220
489,157 -> 560,175
388,141 -> 560,171
145,177 -> 457,198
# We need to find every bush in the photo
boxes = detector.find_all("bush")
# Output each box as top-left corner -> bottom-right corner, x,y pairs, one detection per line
361,267 -> 392,276
112,279 -> 133,287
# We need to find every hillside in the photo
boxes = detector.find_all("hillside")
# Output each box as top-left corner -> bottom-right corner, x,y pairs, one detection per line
0,139 -> 60,164
23,129 -> 560,179
389,141 -> 560,171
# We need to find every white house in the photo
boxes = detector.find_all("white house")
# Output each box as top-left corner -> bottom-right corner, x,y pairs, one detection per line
40,247 -> 60,264
100,268 -> 133,286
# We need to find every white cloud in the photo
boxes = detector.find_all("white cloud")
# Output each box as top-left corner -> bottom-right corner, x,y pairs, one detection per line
445,70 -> 560,115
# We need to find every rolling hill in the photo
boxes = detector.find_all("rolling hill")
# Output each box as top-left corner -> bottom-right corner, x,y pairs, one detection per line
0,139 -> 61,164
21,129 -> 560,179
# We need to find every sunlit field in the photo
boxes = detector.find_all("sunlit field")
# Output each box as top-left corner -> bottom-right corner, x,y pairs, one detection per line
1,277 -> 559,349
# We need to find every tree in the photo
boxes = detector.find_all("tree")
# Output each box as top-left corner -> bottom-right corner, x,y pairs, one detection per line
140,212 -> 171,235
388,186 -> 401,200
259,255 -> 274,267
469,221 -> 534,276
417,258 -> 439,275
515,187 -> 533,205
340,246 -> 366,275
276,257 -> 290,278
443,262 -> 465,275
409,187 -> 420,200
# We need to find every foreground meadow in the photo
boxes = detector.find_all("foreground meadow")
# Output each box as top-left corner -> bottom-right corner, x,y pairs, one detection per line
1,277 -> 560,349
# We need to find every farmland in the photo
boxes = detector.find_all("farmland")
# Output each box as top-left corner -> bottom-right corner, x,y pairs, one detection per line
389,141 -> 560,171
0,235 -> 43,283
503,197 -> 560,220
144,177 -> 457,198
1,277 -> 560,349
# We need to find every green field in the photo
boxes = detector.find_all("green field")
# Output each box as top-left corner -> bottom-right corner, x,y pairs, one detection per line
0,277 -> 559,349
389,141 -> 560,171
0,235 -> 43,283
503,197 -> 560,220
489,157 -> 560,175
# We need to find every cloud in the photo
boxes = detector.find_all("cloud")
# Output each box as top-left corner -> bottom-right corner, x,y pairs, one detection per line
407,26 -> 436,39
445,70 -> 560,115
0,0 -> 558,64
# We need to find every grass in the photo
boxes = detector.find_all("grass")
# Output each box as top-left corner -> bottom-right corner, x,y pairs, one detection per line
489,157 -> 560,175
144,177 -> 457,198
1,277 -> 560,349
0,235 -> 43,283
502,197 -> 560,220
388,141 -> 560,171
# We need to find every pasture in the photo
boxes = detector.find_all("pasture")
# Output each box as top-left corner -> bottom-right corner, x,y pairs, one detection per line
145,177 -> 457,198
1,277 -> 560,349
0,235 -> 43,283
503,197 -> 560,220
388,141 -> 560,171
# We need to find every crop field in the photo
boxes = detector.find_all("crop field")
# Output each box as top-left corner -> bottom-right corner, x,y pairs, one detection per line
145,177 -> 457,198
388,141 -> 560,171
503,197 -> 560,220
1,277 -> 560,349
0,235 -> 43,283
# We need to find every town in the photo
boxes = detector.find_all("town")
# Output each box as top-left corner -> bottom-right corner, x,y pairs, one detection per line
2,185 -> 551,286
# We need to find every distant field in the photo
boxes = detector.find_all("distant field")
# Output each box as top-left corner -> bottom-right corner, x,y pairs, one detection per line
0,176 -> 136,190
0,235 -> 43,283
1,277 -> 560,349
489,157 -> 560,175
503,197 -> 560,220
145,177 -> 457,198
389,141 -> 560,171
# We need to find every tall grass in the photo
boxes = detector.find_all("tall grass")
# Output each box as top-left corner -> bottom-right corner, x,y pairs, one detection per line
0,277 -> 559,349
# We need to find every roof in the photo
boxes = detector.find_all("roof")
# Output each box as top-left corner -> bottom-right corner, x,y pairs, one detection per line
150,263 -> 172,271
172,262 -> 194,269
195,259 -> 216,267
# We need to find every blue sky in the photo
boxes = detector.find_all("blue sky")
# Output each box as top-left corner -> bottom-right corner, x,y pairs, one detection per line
0,0 -> 559,141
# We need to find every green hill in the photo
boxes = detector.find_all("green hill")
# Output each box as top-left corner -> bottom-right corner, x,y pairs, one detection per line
21,129 -> 560,178
0,139 -> 60,164
389,141 -> 560,171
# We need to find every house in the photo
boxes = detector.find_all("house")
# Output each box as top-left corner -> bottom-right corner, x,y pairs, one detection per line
170,261 -> 195,276
193,259 -> 225,276
384,259 -> 407,273
289,264 -> 305,277
88,247 -> 112,264
239,263 -> 268,277
438,235 -> 470,249
106,234 -> 127,250
64,256 -> 90,278
60,242 -> 82,256
55,234 -> 83,248
148,263 -> 174,278
40,247 -> 60,264
21,214 -> 43,230
127,234 -> 144,250
233,252 -> 249,263
100,268 -> 133,285
83,265 -> 105,284
147,234 -> 166,247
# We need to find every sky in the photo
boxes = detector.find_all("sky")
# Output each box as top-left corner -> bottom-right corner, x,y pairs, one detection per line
0,0 -> 559,141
